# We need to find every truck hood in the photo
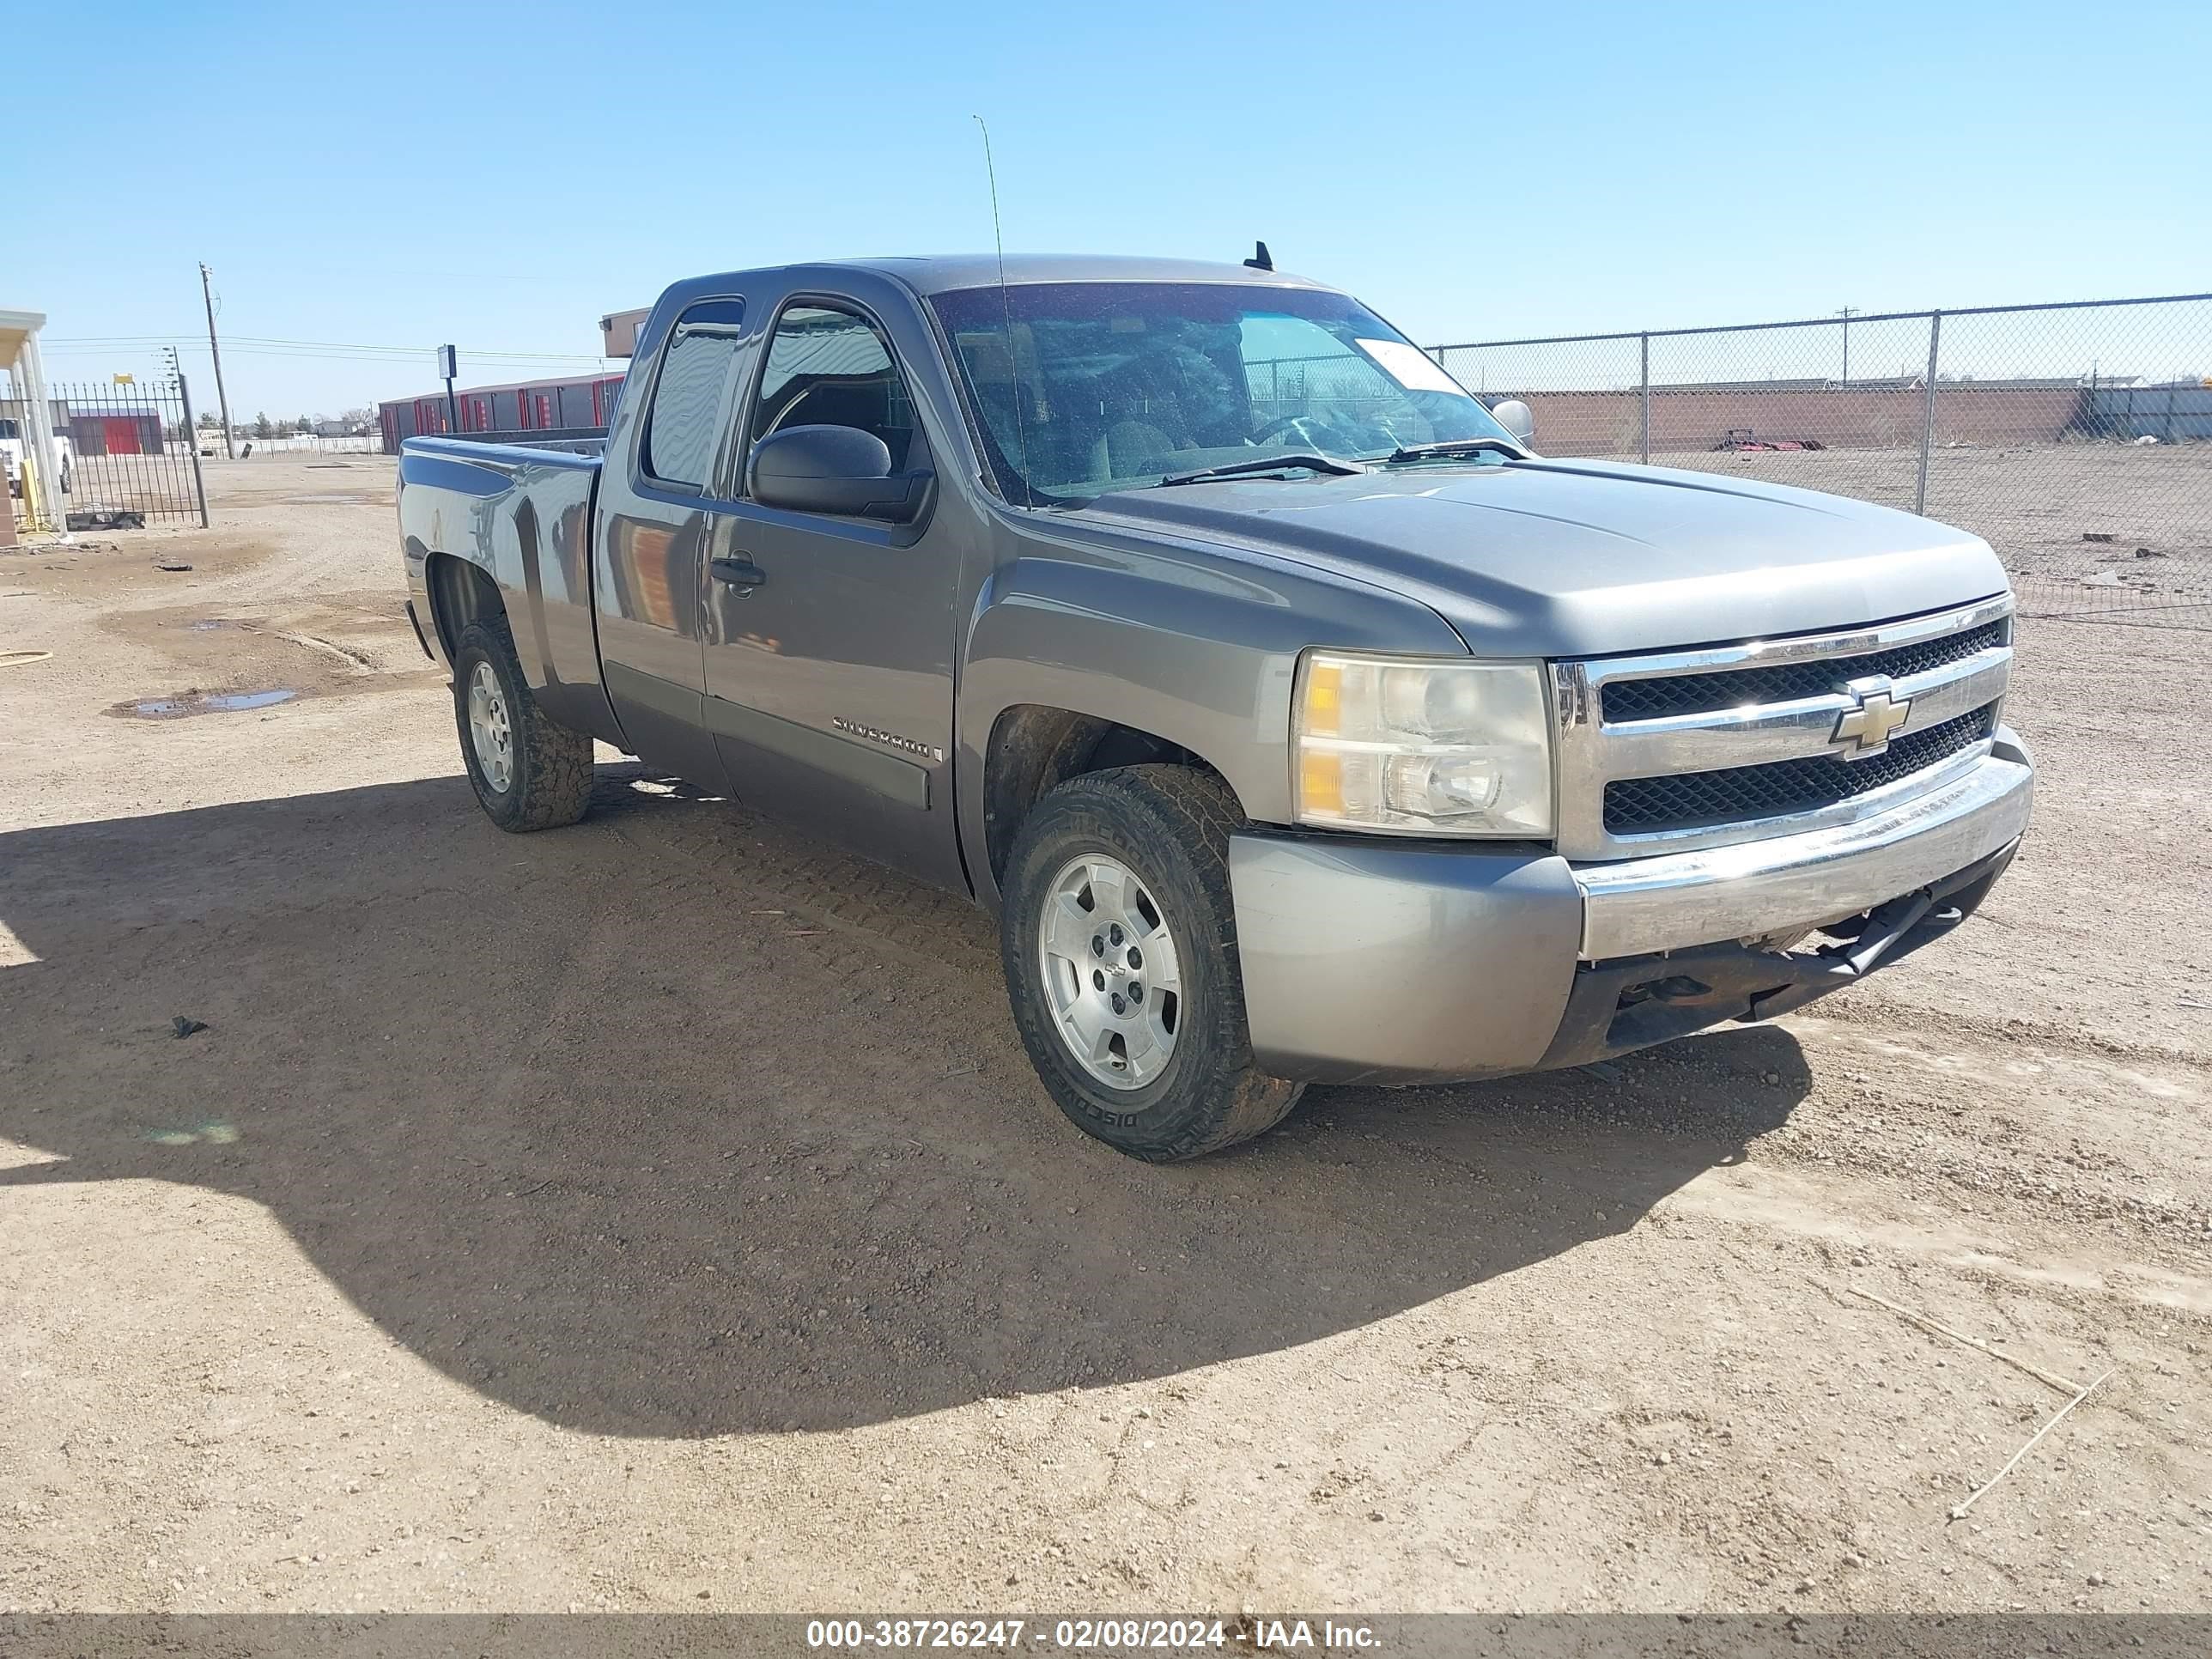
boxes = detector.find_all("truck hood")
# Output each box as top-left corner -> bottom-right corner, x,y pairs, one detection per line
1068,458 -> 2010,658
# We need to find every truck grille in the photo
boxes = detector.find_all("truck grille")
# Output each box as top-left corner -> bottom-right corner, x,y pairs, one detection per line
1599,620 -> 2008,722
1603,703 -> 1999,834
1551,597 -> 2014,863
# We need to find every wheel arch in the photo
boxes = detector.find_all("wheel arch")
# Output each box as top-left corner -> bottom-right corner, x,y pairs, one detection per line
953,546 -> 1467,911
981,705 -> 1237,896
422,548 -> 505,665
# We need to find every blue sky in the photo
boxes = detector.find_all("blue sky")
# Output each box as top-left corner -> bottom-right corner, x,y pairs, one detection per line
15,0 -> 2209,416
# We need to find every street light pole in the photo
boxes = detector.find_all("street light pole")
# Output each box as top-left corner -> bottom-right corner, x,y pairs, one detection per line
1836,305 -> 1859,387
199,263 -> 236,459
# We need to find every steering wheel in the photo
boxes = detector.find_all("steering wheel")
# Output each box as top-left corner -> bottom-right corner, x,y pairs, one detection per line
1252,412 -> 1355,452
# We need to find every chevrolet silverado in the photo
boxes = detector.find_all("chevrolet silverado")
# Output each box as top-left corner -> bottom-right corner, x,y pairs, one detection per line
396,255 -> 2033,1160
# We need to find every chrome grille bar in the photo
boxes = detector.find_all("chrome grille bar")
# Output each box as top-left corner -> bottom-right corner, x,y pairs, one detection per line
1553,595 -> 2014,861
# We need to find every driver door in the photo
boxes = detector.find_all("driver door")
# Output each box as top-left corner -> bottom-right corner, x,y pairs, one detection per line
699,295 -> 965,890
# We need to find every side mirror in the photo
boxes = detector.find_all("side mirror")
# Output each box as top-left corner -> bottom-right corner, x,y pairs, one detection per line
748,424 -> 933,524
1491,399 -> 1534,447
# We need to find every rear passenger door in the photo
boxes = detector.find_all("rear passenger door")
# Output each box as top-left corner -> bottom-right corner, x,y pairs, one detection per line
592,296 -> 751,787
699,295 -> 966,890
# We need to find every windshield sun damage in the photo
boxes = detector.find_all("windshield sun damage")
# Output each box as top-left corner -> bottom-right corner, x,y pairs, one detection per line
930,282 -> 1518,504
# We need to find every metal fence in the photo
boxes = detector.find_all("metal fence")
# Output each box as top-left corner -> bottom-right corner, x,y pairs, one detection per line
230,431 -> 383,457
1,374 -> 209,529
1432,293 -> 2212,629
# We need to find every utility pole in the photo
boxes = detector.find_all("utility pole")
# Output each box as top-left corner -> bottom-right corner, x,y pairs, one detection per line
163,347 -> 211,528
199,263 -> 236,459
1836,305 -> 1859,387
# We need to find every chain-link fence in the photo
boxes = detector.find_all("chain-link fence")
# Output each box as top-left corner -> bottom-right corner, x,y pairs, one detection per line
1433,294 -> 2212,629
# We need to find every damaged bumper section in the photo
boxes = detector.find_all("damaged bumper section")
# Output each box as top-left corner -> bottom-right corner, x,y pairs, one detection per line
1534,837 -> 2016,1071
1227,732 -> 2033,1086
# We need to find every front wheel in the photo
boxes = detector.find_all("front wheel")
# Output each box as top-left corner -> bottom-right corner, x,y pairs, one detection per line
1000,765 -> 1304,1161
450,615 -> 595,832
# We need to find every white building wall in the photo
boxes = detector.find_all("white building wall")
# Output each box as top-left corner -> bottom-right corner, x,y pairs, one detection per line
1,308 -> 70,536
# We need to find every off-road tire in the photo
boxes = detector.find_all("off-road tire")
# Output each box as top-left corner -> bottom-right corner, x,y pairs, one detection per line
1000,764 -> 1304,1161
451,615 -> 595,832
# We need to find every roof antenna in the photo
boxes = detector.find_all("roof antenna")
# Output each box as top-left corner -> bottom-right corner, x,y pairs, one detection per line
1244,240 -> 1273,271
973,114 -> 1032,508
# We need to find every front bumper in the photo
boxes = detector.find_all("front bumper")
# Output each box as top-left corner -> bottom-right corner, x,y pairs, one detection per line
1227,729 -> 2033,1085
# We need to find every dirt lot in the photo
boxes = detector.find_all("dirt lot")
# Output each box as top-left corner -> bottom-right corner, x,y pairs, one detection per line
1643,442 -> 2212,626
1,456 -> 2208,1617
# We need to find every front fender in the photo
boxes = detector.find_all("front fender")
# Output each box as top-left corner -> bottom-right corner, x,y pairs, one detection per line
956,544 -> 1465,910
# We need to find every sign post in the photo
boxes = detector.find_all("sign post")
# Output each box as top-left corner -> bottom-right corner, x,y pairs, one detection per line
437,344 -> 459,434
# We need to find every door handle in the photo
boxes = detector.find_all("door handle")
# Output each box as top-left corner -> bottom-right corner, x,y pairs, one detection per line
710,556 -> 768,589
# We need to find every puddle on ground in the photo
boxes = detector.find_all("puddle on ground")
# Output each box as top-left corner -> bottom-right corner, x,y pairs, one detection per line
183,617 -> 246,632
110,689 -> 301,720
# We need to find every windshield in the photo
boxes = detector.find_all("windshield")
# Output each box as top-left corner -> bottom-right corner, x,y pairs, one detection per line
930,282 -> 1516,503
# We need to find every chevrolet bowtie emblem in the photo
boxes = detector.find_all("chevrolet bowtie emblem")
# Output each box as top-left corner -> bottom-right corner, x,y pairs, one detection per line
1832,675 -> 1913,758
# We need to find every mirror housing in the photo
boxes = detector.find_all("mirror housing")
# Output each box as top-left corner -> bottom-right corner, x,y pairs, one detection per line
1490,399 -> 1534,447
748,424 -> 933,523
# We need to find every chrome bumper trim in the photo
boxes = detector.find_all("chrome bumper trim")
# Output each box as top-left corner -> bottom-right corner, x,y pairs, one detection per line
1574,732 -> 2033,959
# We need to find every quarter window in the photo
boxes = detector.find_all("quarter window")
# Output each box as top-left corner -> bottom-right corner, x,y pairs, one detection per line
641,298 -> 747,491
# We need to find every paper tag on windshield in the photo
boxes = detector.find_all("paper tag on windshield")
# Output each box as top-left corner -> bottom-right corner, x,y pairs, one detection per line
1355,338 -> 1473,398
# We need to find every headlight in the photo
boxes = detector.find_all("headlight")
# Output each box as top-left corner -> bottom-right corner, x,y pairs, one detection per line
1293,652 -> 1553,837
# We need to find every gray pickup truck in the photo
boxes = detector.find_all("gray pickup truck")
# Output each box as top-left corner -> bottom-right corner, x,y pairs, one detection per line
396,254 -> 2033,1161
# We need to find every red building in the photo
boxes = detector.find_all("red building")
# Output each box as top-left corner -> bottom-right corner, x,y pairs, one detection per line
68,404 -> 167,456
378,372 -> 626,453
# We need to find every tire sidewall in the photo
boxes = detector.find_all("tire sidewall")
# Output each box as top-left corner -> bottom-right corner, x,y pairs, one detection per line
1000,775 -> 1269,1159
452,624 -> 533,830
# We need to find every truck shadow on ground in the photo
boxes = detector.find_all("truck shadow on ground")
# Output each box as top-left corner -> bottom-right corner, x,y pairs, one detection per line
0,766 -> 1810,1437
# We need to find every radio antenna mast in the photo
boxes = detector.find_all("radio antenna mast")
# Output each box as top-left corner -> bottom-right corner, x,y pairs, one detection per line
973,114 -> 1031,507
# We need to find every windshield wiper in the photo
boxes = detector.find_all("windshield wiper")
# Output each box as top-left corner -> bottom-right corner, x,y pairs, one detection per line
1384,438 -> 1525,464
1157,453 -> 1366,487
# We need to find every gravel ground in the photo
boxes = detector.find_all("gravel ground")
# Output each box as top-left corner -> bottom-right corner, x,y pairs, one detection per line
0,457 -> 2207,1617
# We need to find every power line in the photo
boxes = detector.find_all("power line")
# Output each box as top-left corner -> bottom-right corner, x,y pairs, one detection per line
241,334 -> 606,358
47,332 -> 611,362
46,347 -> 616,369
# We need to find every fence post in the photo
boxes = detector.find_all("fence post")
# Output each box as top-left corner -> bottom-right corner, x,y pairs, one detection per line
1638,332 -> 1651,465
1915,310 -> 1942,515
175,371 -> 211,529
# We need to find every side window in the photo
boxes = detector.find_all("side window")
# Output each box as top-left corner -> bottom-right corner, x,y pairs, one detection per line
750,305 -> 919,472
641,298 -> 746,492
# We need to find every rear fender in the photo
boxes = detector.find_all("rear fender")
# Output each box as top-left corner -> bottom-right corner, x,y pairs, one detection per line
399,442 -> 617,742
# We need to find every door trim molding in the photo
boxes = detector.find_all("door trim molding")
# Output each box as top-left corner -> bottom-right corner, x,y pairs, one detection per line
604,659 -> 703,726
705,695 -> 931,810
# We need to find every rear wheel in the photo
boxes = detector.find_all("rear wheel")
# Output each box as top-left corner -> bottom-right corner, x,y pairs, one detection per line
451,615 -> 594,832
1000,765 -> 1304,1161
